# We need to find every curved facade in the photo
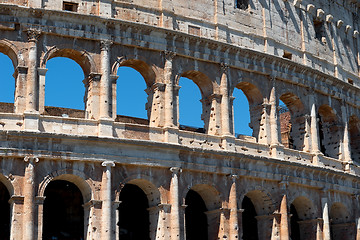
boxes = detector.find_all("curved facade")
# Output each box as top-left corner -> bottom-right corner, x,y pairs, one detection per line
0,0 -> 360,239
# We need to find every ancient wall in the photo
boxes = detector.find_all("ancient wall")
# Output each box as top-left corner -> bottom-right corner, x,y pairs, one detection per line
0,0 -> 360,239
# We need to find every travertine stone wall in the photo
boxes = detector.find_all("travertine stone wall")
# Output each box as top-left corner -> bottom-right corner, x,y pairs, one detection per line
1,0 -> 360,239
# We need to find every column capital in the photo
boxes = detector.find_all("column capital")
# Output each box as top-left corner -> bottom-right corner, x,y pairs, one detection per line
83,72 -> 102,86
24,156 -> 39,163
229,174 -> 239,181
25,28 -> 41,42
100,40 -> 113,51
8,195 -> 24,205
102,160 -> 115,167
37,68 -> 48,76
164,50 -> 176,61
268,74 -> 277,82
170,167 -> 182,175
35,196 -> 46,204
83,199 -> 102,210
220,62 -> 229,72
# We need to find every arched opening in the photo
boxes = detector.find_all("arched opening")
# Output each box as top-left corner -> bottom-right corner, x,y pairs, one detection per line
290,204 -> 301,240
185,189 -> 208,240
318,105 -> 341,158
118,184 -> 150,240
233,88 -> 252,137
45,57 -> 85,117
290,197 -> 317,240
179,77 -> 204,132
330,203 -> 354,240
0,53 -> 15,113
242,196 -> 258,240
0,181 -> 10,240
116,66 -> 149,124
42,180 -> 84,240
234,82 -> 263,142
349,116 -> 360,164
279,93 -> 305,150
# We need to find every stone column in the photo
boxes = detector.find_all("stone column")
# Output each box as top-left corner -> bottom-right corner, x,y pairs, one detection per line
146,82 -> 166,127
164,51 -> 177,128
9,195 -> 24,240
100,40 -> 113,120
238,209 -> 245,240
279,180 -> 289,240
309,94 -> 321,156
83,73 -> 102,119
23,156 -> 39,240
269,79 -> 279,147
341,105 -> 353,171
321,189 -> 331,240
229,175 -> 239,240
101,161 -> 115,240
148,205 -> 161,240
83,200 -> 102,240
37,68 -> 48,114
163,51 -> 179,143
25,29 -> 41,113
202,94 -> 222,135
170,167 -> 182,240
220,63 -> 231,136
303,114 -> 311,153
156,204 -> 172,240
13,66 -> 28,114
35,196 -> 46,240
269,77 -> 283,158
112,200 -> 121,240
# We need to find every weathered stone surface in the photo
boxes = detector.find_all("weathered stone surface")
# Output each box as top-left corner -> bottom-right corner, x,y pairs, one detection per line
0,0 -> 360,239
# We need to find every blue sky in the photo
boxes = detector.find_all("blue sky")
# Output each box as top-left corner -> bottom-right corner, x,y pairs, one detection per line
0,53 -> 252,135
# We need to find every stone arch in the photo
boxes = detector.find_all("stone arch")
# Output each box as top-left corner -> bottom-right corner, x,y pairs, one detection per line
116,175 -> 161,207
234,82 -> 263,106
0,173 -> 14,196
41,45 -> 96,77
290,196 -> 317,220
184,184 -> 221,240
178,71 -> 216,134
289,196 -> 318,240
279,92 -> 306,150
349,115 -> 360,163
184,184 -> 222,211
330,202 -> 351,224
112,57 -> 156,87
0,39 -> 21,68
180,71 -> 214,98
38,169 -> 95,203
318,105 -> 342,158
330,202 -> 355,239
242,189 -> 274,216
233,81 -> 265,141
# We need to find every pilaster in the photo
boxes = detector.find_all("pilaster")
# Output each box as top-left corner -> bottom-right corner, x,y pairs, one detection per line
83,72 -> 102,119
23,156 -> 39,240
37,68 -> 48,114
100,40 -> 113,120
9,195 -> 24,240
25,28 -> 41,113
229,175 -> 239,240
13,66 -> 28,114
220,63 -> 232,137
320,189 -> 331,240
101,161 -> 115,240
170,167 -> 182,240
279,180 -> 289,240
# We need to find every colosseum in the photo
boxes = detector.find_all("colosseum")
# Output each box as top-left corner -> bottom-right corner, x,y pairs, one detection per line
0,0 -> 360,239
